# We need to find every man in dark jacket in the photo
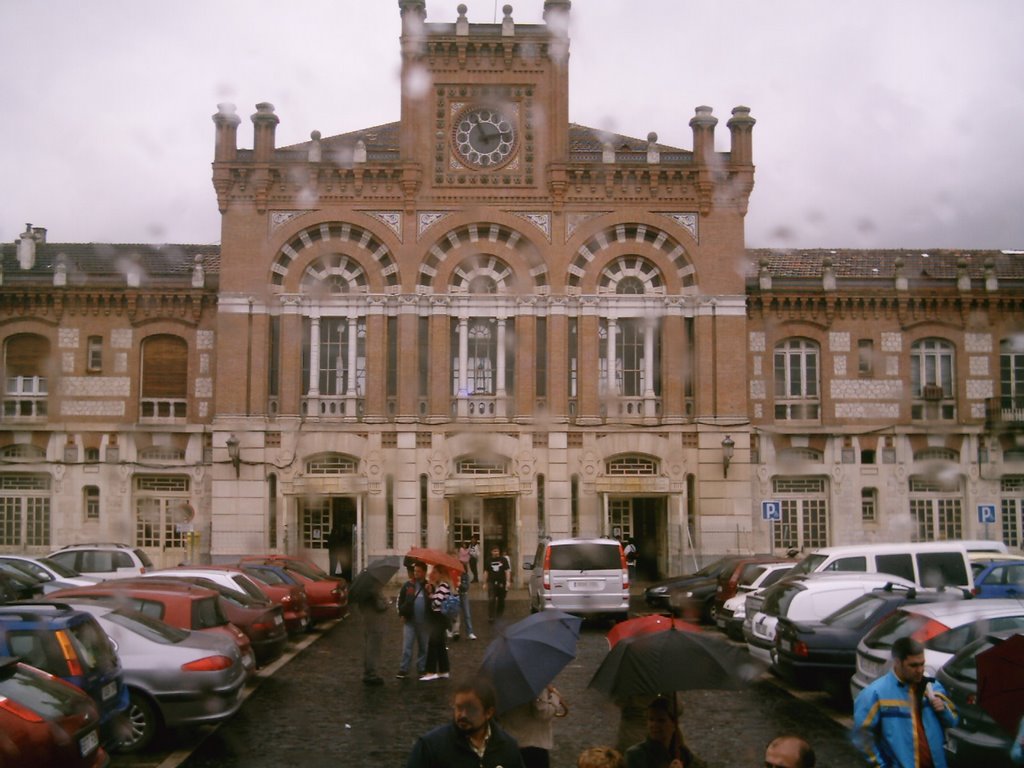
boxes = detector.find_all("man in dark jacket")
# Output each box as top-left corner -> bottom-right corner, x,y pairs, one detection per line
405,676 -> 525,768
485,545 -> 509,622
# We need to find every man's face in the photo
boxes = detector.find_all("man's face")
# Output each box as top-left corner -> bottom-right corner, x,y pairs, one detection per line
491,547 -> 500,557
893,651 -> 926,686
452,691 -> 492,737
645,710 -> 676,744
413,564 -> 426,580
764,738 -> 802,768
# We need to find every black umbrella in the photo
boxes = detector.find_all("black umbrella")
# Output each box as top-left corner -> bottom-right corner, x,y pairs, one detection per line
588,625 -> 764,699
347,555 -> 402,604
480,610 -> 583,714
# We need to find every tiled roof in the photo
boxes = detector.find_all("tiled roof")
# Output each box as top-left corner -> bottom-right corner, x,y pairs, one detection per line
747,248 -> 1024,282
0,242 -> 219,288
279,121 -> 690,156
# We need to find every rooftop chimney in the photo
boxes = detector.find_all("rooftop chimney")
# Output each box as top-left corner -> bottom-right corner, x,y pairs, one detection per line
17,223 -> 43,270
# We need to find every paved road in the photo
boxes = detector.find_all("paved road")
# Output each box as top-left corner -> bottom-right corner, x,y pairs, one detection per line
113,587 -> 865,768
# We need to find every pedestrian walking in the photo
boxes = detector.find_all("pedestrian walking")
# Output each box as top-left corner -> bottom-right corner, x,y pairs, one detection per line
420,564 -> 453,681
451,565 -> 477,641
851,635 -> 957,768
327,525 -> 346,577
405,675 -> 525,768
623,538 -> 637,582
763,735 -> 815,768
353,574 -> 390,686
468,536 -> 480,583
485,545 -> 510,622
623,696 -> 703,768
500,684 -> 568,768
458,541 -> 471,574
578,747 -> 625,768
396,560 -> 430,680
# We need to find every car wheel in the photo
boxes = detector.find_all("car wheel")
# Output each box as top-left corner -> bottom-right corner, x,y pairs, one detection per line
114,689 -> 161,753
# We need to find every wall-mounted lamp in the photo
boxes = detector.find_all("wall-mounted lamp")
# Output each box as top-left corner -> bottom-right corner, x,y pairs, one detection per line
226,434 -> 240,477
721,435 -> 735,478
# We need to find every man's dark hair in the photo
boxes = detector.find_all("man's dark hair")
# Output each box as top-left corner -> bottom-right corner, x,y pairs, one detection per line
766,735 -> 816,768
454,675 -> 497,713
891,635 -> 924,661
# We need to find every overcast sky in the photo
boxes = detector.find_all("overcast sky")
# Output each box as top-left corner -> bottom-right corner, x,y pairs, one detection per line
2,0 -> 1022,251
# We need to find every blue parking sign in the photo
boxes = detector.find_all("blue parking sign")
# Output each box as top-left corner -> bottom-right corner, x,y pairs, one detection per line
762,500 -> 782,522
978,504 -> 997,524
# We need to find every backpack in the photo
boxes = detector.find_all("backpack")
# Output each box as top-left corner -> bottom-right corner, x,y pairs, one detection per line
439,593 -> 461,620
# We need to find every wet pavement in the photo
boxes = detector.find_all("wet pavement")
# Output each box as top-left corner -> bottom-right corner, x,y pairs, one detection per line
127,588 -> 867,767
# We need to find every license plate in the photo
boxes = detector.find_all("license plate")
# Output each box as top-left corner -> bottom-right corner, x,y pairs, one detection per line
274,614 -> 284,625
101,681 -> 117,701
716,618 -> 726,629
79,729 -> 99,757
570,580 -> 601,591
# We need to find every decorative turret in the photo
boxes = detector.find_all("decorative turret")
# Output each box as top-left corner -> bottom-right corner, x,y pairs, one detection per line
212,103 -> 240,162
727,106 -> 755,165
689,106 -> 718,166
251,103 -> 279,163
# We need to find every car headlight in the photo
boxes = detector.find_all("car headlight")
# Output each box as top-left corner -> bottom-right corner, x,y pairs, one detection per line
682,591 -> 694,598
649,586 -> 667,595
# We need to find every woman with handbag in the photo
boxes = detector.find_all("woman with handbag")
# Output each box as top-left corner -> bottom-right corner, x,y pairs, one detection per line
419,565 -> 453,681
500,685 -> 568,768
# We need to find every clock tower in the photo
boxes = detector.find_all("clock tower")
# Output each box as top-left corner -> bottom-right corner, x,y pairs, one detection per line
398,0 -> 570,195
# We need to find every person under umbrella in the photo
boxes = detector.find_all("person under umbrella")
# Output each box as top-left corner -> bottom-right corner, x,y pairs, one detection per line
420,564 -> 453,681
348,556 -> 401,686
500,684 -> 568,768
623,696 -> 703,768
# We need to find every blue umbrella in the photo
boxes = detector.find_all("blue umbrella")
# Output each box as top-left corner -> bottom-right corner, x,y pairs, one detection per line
479,610 -> 583,714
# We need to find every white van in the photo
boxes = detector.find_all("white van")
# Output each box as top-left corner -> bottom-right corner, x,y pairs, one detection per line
523,537 -> 630,621
785,541 -> 985,591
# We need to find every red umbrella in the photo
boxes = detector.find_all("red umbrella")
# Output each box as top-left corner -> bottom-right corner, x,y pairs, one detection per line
405,547 -> 464,576
977,632 -> 1024,735
606,613 -> 701,648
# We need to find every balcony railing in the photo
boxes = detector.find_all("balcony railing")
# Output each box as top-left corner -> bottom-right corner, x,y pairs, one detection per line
986,397 -> 1024,428
301,395 -> 364,419
139,398 -> 187,422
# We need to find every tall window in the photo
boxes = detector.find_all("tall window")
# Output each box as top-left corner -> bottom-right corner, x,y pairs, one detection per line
140,335 -> 187,421
861,488 -> 877,522
419,474 -> 429,546
418,316 -> 430,399
467,320 -> 495,394
387,316 -> 398,400
535,317 -> 547,399
909,474 -> 962,541
911,338 -> 955,420
134,475 -> 190,549
774,338 -> 819,420
267,316 -> 280,401
0,473 -> 50,546
857,339 -> 874,377
1000,337 -> 1024,413
772,476 -> 829,550
386,475 -> 395,549
1002,476 -> 1024,548
83,486 -> 100,521
3,333 -> 50,420
537,474 -> 546,536
87,336 -> 103,373
568,318 -> 578,402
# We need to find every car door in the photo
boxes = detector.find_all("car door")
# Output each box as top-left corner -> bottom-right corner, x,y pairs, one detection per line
979,563 -> 1024,599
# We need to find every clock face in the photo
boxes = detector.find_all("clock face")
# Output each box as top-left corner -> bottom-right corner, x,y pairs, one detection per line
453,107 -> 516,169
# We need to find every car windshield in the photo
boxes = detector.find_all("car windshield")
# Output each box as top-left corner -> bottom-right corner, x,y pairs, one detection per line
864,610 -> 931,650
135,549 -> 156,568
789,553 -> 827,576
192,597 -> 228,629
68,617 -> 118,672
762,583 -> 802,616
823,593 -> 887,628
37,557 -> 83,579
0,662 -> 87,718
104,609 -> 189,643
244,567 -> 288,586
738,564 -> 768,586
550,543 -> 621,570
284,561 -> 326,580
1,559 -> 52,582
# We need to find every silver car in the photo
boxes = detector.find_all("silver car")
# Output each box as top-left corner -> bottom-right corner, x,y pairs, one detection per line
61,601 -> 248,752
0,554 -> 102,592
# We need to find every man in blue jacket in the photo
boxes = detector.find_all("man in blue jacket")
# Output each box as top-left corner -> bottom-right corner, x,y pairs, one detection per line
852,636 -> 958,767
406,676 -> 524,768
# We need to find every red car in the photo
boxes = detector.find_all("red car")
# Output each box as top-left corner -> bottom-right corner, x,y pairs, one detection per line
230,565 -> 311,635
238,556 -> 348,623
49,581 -> 256,675
0,655 -> 109,767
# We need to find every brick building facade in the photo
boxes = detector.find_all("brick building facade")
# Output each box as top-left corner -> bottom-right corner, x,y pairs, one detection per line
1,2 -> 1021,579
